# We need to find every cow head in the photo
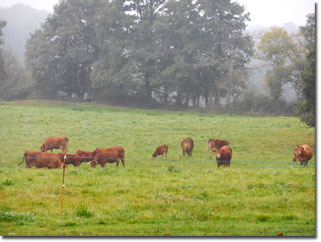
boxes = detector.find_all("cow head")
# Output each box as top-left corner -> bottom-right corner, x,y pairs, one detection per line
40,144 -> 45,152
152,152 -> 158,158
90,160 -> 98,167
216,148 -> 223,160
293,145 -> 304,161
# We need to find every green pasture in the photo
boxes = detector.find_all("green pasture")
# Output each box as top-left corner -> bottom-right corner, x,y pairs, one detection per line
0,100 -> 315,236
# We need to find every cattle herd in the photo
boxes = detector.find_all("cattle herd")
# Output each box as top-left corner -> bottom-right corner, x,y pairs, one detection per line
18,136 -> 313,169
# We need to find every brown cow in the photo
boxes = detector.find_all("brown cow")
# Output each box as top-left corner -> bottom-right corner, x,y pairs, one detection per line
152,145 -> 168,160
215,145 -> 232,167
208,138 -> 230,152
18,150 -> 64,169
75,149 -> 97,163
40,136 -> 69,153
181,138 -> 194,157
91,146 -> 125,168
58,153 -> 85,167
293,144 -> 313,166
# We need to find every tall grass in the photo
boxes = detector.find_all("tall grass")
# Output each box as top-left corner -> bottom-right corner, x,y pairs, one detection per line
0,100 -> 315,236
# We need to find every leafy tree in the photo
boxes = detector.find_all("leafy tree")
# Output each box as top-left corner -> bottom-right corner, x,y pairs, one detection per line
257,28 -> 296,101
156,0 -> 253,107
90,0 -> 135,104
26,0 -> 103,100
25,0 -> 253,109
0,48 -> 32,100
296,13 -> 316,126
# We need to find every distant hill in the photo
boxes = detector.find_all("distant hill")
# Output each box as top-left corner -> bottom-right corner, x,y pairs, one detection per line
0,3 -> 49,60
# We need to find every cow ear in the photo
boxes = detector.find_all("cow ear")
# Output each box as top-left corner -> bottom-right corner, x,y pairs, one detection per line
303,146 -> 306,151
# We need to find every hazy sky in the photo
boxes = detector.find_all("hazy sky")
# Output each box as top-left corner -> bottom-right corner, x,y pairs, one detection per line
0,0 -> 316,27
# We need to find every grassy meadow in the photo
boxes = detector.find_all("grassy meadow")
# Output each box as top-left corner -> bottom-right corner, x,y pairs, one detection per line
0,100 -> 315,236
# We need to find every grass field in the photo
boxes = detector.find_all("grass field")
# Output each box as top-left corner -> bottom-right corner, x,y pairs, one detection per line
0,100 -> 315,236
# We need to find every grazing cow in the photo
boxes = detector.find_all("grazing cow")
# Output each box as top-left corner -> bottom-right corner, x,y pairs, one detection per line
58,153 -> 84,167
40,136 -> 69,153
215,145 -> 232,167
18,150 -> 63,169
293,144 -> 313,166
208,138 -> 230,152
91,146 -> 125,168
152,145 -> 168,160
75,150 -> 97,163
181,138 -> 194,157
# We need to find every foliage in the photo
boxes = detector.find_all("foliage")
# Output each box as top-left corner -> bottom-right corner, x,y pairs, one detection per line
0,48 -> 32,100
0,100 -> 315,236
295,14 -> 316,127
25,0 -> 253,108
257,28 -> 297,101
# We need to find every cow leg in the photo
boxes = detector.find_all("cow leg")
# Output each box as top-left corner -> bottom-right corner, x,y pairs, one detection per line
120,158 -> 125,168
162,153 -> 165,160
116,160 -> 119,167
300,161 -> 303,166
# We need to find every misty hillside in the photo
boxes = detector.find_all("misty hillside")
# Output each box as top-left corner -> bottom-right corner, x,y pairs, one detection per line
0,3 -> 48,60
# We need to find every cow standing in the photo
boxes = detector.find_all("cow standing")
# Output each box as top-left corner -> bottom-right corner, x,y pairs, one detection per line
181,138 -> 194,157
18,150 -> 64,169
215,145 -> 232,167
152,145 -> 168,160
293,144 -> 313,166
208,138 -> 230,152
91,146 -> 125,168
40,136 -> 69,153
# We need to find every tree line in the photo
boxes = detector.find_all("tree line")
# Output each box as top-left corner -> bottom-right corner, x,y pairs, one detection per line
0,0 -> 316,126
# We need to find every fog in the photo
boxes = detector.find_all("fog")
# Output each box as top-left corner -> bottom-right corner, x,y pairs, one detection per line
0,0 -> 315,28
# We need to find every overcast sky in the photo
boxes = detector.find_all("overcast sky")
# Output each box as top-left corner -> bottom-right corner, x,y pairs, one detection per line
0,0 -> 316,27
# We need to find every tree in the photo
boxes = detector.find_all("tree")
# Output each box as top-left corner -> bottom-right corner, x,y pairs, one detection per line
296,13 -> 316,126
26,0 -> 103,100
90,0 -> 135,104
25,0 -> 253,109
156,0 -> 253,107
257,28 -> 296,101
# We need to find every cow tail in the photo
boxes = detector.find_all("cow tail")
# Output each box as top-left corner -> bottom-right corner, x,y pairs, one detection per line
18,153 -> 26,166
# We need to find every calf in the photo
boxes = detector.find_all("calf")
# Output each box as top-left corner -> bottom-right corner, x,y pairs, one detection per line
152,145 -> 168,160
40,136 -> 69,153
208,138 -> 230,152
91,146 -> 125,168
293,144 -> 313,166
18,150 -> 63,169
215,145 -> 232,167
181,138 -> 194,157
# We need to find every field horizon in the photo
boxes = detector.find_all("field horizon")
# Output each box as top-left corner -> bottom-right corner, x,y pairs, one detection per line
0,100 -> 315,236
